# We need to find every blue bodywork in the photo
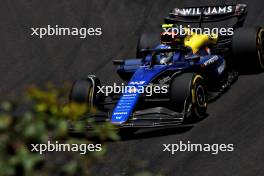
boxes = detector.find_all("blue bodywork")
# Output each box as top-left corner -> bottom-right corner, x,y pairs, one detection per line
112,44 -> 225,124
112,65 -> 171,123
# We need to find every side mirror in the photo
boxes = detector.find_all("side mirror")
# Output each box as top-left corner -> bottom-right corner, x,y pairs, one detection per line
113,59 -> 125,65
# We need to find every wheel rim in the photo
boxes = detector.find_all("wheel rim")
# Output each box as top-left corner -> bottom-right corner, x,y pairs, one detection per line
196,85 -> 206,108
191,75 -> 207,118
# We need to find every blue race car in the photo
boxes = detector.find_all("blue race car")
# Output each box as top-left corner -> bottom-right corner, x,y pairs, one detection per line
69,4 -> 264,130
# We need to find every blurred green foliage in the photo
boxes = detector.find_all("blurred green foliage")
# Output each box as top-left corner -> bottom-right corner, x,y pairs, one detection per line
0,83 -> 162,176
0,83 -> 118,176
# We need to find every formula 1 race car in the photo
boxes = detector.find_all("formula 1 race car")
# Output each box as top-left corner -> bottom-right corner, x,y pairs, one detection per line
69,4 -> 264,131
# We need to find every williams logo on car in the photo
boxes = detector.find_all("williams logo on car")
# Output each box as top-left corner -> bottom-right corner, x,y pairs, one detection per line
172,6 -> 233,16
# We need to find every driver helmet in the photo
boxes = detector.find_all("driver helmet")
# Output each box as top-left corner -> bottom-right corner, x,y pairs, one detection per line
159,44 -> 173,65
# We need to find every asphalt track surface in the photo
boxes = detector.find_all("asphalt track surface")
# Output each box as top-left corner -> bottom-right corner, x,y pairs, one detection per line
1,0 -> 264,175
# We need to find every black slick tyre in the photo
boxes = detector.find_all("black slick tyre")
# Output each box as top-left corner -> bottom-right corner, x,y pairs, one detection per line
170,73 -> 208,122
232,27 -> 264,73
136,31 -> 160,58
69,75 -> 103,108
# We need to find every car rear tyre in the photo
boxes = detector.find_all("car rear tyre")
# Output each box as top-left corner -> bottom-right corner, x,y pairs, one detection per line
136,31 -> 160,58
170,73 -> 208,122
232,27 -> 264,73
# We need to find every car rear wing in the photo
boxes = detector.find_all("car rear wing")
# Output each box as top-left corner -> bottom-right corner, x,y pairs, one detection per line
164,4 -> 247,25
